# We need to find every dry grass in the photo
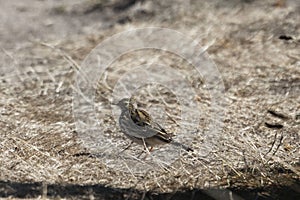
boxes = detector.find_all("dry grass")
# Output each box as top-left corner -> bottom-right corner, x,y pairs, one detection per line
0,0 -> 299,199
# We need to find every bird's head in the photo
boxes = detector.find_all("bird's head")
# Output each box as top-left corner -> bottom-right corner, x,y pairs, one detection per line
115,98 -> 130,107
113,97 -> 135,111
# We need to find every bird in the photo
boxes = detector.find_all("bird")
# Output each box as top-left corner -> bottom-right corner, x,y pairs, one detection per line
114,98 -> 193,152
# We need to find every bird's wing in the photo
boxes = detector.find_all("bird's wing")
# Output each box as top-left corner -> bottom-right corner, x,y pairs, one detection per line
119,111 -> 158,138
136,109 -> 172,141
120,107 -> 172,140
135,109 -> 170,134
133,109 -> 152,126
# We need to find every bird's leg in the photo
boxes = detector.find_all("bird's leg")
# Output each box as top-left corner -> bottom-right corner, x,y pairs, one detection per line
142,138 -> 151,154
138,138 -> 153,160
141,146 -> 155,160
137,139 -> 149,158
140,146 -> 154,160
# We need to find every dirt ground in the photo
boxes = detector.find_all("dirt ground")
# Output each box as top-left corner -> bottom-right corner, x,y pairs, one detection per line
0,0 -> 299,199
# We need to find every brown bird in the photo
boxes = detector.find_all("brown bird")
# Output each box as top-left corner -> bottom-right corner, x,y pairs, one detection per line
114,98 -> 193,152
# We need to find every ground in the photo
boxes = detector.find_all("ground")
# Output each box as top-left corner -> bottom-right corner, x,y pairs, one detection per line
0,0 -> 299,199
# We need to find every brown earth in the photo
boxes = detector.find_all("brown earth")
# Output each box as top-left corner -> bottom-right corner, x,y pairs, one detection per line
0,0 -> 299,199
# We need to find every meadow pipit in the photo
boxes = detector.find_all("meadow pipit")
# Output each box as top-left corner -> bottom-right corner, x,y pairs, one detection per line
114,98 -> 193,152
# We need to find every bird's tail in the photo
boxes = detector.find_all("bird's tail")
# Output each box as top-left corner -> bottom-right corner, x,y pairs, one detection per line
171,141 -> 193,152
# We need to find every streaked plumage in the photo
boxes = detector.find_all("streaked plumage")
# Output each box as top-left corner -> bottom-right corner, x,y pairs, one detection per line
115,98 -> 193,152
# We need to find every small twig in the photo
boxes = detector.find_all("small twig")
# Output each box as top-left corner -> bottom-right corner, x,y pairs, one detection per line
242,150 -> 249,173
264,122 -> 284,129
265,131 -> 278,155
267,110 -> 289,120
102,71 -> 113,92
120,141 -> 133,153
165,111 -> 180,126
272,134 -> 284,156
